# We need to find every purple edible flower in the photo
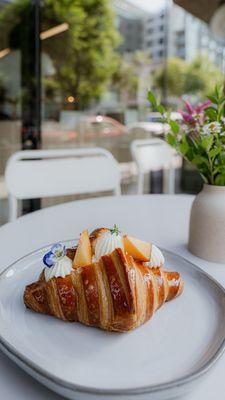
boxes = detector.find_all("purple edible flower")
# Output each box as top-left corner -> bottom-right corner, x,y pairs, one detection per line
43,243 -> 66,268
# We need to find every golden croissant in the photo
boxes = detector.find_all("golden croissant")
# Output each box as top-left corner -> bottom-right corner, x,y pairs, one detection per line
24,247 -> 183,332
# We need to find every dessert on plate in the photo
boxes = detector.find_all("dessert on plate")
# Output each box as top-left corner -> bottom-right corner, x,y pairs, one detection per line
24,226 -> 184,332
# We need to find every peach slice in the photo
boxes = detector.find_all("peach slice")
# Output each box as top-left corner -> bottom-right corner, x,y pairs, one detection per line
89,227 -> 109,253
123,235 -> 151,262
73,230 -> 92,267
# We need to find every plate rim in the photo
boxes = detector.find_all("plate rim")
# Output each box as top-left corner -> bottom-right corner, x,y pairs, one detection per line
0,240 -> 225,396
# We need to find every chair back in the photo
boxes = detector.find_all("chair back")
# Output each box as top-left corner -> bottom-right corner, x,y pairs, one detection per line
131,138 -> 174,172
5,147 -> 121,221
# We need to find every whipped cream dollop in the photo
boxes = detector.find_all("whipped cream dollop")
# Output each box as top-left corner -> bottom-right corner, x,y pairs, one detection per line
94,230 -> 124,261
146,244 -> 165,268
43,243 -> 73,282
44,256 -> 73,282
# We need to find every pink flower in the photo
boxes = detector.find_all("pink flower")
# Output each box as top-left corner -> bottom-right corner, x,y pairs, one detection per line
179,100 -> 211,126
195,100 -> 211,114
179,111 -> 196,125
184,101 -> 194,114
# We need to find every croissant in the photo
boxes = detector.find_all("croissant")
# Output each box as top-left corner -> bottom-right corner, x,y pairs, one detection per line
24,247 -> 183,332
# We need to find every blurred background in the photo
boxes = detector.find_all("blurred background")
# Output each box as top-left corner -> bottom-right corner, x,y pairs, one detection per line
0,0 -> 225,224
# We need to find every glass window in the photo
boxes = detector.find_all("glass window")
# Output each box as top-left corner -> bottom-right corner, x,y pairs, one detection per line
1,0 -> 224,222
0,0 -> 28,222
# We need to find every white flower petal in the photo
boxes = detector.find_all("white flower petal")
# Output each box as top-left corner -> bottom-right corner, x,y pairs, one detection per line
44,256 -> 73,282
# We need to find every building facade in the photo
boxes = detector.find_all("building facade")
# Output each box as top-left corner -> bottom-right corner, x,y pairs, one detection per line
143,2 -> 225,70
114,0 -> 144,53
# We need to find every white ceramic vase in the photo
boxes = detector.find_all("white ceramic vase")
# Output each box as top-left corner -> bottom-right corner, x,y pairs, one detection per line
188,184 -> 225,263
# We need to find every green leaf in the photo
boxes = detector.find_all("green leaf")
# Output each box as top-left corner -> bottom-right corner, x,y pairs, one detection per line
220,151 -> 225,163
147,90 -> 157,108
179,143 -> 189,155
215,165 -> 225,173
157,104 -> 165,115
215,85 -> 219,99
169,120 -> 180,134
186,147 -> 195,161
192,155 -> 210,167
207,95 -> 218,105
215,174 -> 225,186
166,133 -> 177,147
218,106 -> 225,120
209,148 -> 220,158
213,167 -> 221,176
179,135 -> 189,155
204,107 -> 217,120
201,135 -> 213,152
218,95 -> 225,105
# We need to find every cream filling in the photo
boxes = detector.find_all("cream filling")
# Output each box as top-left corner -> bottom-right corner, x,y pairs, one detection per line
44,256 -> 73,282
145,244 -> 165,268
94,231 -> 124,261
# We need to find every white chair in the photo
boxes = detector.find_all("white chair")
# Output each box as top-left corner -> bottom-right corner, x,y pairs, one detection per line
130,138 -> 176,194
5,147 -> 121,221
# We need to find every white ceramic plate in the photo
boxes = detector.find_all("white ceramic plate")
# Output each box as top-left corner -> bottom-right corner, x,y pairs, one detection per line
0,241 -> 225,400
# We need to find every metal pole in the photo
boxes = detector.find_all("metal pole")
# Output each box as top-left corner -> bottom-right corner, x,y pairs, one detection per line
21,0 -> 41,213
21,0 -> 41,150
34,0 -> 41,146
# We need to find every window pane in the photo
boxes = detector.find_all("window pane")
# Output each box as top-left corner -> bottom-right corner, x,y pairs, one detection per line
0,0 -> 23,223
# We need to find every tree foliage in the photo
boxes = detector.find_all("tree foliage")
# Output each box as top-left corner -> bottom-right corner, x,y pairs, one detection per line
154,57 -> 186,97
154,56 -> 223,99
112,51 -> 151,103
112,57 -> 138,102
0,0 -> 120,108
185,56 -> 223,95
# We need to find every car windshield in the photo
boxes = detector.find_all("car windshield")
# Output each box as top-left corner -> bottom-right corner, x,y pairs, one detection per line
91,121 -> 117,134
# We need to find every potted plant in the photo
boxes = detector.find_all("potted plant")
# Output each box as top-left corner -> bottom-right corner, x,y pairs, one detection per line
148,86 -> 225,263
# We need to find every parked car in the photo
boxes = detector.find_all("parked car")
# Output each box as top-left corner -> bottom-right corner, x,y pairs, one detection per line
127,121 -> 169,138
42,115 -> 127,151
78,115 -> 127,139
127,112 -> 183,138
147,111 -> 183,123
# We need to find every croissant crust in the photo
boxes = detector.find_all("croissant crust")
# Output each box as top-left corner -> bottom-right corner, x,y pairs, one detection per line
24,248 -> 183,332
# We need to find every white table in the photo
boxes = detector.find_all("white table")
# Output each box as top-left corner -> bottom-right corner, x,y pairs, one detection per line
0,194 -> 224,400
